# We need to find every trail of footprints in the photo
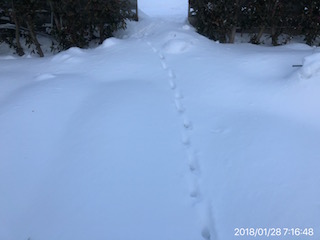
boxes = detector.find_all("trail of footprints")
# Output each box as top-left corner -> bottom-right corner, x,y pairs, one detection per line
146,40 -> 213,240
146,41 -> 202,201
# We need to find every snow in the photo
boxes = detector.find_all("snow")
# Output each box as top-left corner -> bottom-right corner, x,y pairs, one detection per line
138,0 -> 187,20
300,52 -> 320,79
1,1 -> 320,240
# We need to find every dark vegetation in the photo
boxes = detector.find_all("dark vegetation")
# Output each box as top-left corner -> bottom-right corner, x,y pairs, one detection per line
189,0 -> 320,45
0,0 -> 136,56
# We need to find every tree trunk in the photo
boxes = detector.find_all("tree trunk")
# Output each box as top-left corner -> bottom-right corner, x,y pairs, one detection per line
26,15 -> 44,57
10,2 -> 24,56
48,0 -> 61,31
99,23 -> 104,44
228,26 -> 237,43
271,26 -> 279,46
218,31 -> 227,43
252,26 -> 265,44
228,0 -> 239,43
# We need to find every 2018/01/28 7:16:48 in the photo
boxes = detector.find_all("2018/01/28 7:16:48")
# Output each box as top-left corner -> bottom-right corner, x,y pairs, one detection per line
234,227 -> 314,237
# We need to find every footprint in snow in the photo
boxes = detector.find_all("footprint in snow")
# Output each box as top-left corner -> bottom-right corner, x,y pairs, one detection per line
190,189 -> 199,198
188,159 -> 200,175
158,52 -> 165,60
161,60 -> 168,70
189,162 -> 200,174
183,117 -> 192,130
188,178 -> 201,200
201,227 -> 211,240
174,99 -> 185,113
174,90 -> 183,99
181,132 -> 190,146
168,69 -> 176,79
169,79 -> 176,90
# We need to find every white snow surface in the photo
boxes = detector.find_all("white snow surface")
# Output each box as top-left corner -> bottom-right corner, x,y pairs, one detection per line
1,1 -> 320,240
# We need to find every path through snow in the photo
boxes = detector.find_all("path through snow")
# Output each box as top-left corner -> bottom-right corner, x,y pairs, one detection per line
145,35 -> 214,239
1,6 -> 320,240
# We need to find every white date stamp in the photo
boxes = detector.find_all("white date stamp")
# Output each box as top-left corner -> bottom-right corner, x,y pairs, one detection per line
234,227 -> 314,237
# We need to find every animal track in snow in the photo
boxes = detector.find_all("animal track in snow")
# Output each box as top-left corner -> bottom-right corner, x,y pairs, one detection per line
187,152 -> 200,175
145,40 -> 204,207
190,189 -> 199,198
161,60 -> 168,70
144,35 -> 217,240
181,132 -> 190,146
145,39 -> 214,240
174,99 -> 185,113
169,79 -> 176,90
174,90 -> 183,99
183,117 -> 192,130
201,227 -> 211,240
168,69 -> 176,79
158,52 -> 165,60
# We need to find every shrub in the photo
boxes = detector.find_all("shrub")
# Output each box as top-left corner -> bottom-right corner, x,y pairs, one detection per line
189,0 -> 320,46
0,0 -> 135,56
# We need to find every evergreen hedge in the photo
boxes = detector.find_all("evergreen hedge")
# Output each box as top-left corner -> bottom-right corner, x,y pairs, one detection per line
0,0 -> 135,56
189,0 -> 320,45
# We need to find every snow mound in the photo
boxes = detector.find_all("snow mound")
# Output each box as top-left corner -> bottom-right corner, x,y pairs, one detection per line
163,31 -> 193,41
51,48 -> 85,63
182,24 -> 191,30
101,37 -> 120,48
300,53 -> 320,79
66,47 -> 84,55
282,43 -> 312,50
162,39 -> 192,54
0,55 -> 16,60
161,31 -> 196,54
34,73 -> 56,81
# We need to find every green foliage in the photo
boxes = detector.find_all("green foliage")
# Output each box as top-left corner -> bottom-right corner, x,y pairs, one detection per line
190,0 -> 245,42
86,0 -> 132,43
300,0 -> 320,45
50,0 -> 89,49
189,0 -> 320,46
48,0 -> 134,49
0,0 -> 135,55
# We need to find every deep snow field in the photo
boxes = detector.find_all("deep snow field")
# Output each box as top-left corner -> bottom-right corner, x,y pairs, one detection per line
1,1 -> 320,240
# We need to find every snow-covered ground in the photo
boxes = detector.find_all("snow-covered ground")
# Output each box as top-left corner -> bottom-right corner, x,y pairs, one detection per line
1,1 -> 320,240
